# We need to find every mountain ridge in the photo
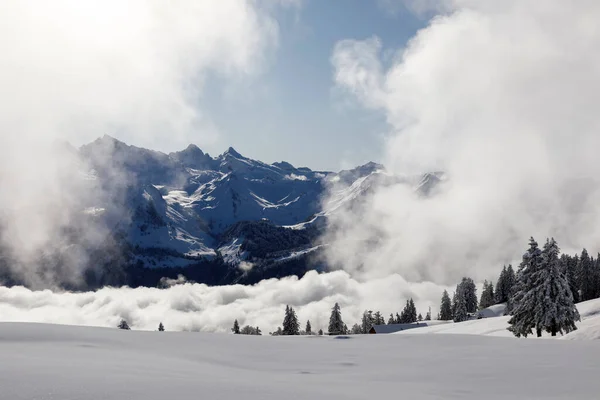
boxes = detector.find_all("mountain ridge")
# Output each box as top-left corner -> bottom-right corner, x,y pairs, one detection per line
0,136 -> 439,290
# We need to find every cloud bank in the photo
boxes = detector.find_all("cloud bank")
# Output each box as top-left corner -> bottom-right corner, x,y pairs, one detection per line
0,271 -> 445,332
327,0 -> 600,284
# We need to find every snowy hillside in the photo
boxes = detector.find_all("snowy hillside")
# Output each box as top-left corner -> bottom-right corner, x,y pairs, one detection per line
2,322 -> 600,400
396,298 -> 600,339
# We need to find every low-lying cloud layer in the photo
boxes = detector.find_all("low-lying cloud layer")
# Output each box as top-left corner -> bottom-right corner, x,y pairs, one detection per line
327,0 -> 600,284
0,271 -> 446,332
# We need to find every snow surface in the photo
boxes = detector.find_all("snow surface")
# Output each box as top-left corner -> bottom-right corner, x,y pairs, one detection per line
396,299 -> 600,339
2,322 -> 600,399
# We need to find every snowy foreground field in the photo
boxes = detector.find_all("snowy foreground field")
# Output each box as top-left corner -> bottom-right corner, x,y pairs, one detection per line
3,315 -> 600,400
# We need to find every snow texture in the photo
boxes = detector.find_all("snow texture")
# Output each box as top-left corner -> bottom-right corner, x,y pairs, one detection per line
2,321 -> 600,399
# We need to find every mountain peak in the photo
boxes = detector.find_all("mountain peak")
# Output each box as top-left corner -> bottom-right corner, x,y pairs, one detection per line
223,147 -> 243,159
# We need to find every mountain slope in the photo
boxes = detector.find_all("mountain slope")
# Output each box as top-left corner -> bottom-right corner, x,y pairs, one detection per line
1,137 -> 440,289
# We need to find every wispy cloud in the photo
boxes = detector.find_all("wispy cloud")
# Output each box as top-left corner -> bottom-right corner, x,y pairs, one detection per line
0,0 -> 291,286
328,0 -> 600,284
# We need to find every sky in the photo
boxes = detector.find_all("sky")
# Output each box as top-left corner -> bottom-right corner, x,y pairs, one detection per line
198,0 -> 425,171
67,1 -> 425,171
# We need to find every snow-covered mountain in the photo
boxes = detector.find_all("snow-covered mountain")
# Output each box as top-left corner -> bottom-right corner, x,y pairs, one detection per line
2,136 -> 440,288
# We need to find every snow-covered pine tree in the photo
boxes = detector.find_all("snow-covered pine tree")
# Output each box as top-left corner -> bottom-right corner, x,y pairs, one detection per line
534,238 -> 580,336
289,307 -> 299,335
408,299 -> 418,323
439,290 -> 453,321
282,305 -> 299,335
328,303 -> 345,335
117,319 -> 130,330
417,313 -> 423,321
305,320 -> 312,335
318,329 -> 323,335
578,249 -> 594,301
560,254 -> 579,303
343,323 -> 349,334
425,307 -> 432,321
459,277 -> 478,313
351,323 -> 361,334
508,237 -> 544,337
479,280 -> 495,309
373,311 -> 384,325
453,288 -> 469,322
495,266 -> 507,303
505,265 -> 516,298
395,312 -> 401,323
360,310 -> 373,333
158,322 -> 165,332
387,313 -> 395,325
232,319 -> 240,334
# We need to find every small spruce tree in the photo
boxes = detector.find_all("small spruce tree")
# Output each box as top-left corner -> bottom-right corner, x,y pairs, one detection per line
232,319 -> 240,334
158,322 -> 165,332
453,288 -> 468,323
282,305 -> 300,335
328,303 -> 345,335
479,280 -> 495,309
439,290 -> 453,320
387,313 -> 395,325
117,319 -> 130,330
305,320 -> 312,335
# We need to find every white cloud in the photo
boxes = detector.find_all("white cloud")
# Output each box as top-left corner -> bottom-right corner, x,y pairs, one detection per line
329,0 -> 600,284
0,271 -> 447,332
0,0 -> 291,286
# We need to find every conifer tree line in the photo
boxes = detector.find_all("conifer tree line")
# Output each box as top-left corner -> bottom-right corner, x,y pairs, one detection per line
266,299 -> 432,336
437,237 -> 581,337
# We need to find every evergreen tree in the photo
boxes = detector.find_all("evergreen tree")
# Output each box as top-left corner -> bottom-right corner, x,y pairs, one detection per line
479,280 -> 495,309
117,319 -> 130,330
343,323 -> 349,334
232,319 -> 240,334
495,266 -> 507,303
282,305 -> 300,335
328,303 -> 345,335
318,329 -> 323,335
508,237 -> 544,337
425,307 -> 432,321
453,288 -> 468,322
305,320 -> 312,335
458,277 -> 478,313
439,290 -> 453,320
409,299 -> 418,322
158,322 -> 165,332
577,249 -> 595,301
417,313 -> 423,322
399,299 -> 418,323
373,311 -> 385,325
387,313 -> 395,325
351,323 -> 362,334
395,312 -> 401,323
560,254 -> 579,303
534,239 -> 580,336
361,310 -> 373,333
